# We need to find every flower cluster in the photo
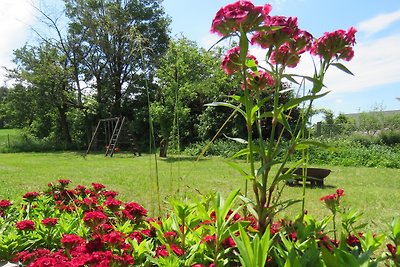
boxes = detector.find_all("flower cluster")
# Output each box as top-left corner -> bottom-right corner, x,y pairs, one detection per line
0,178 -> 394,266
311,27 -> 357,61
320,188 -> 345,213
211,0 -> 272,36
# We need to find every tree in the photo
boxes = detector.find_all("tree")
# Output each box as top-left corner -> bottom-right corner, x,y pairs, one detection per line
152,37 -> 231,157
10,43 -> 75,146
64,0 -> 170,117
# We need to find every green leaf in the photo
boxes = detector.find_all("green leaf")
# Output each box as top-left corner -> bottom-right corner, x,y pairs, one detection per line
223,134 -> 248,144
281,91 -> 330,111
224,160 -> 249,177
331,63 -> 354,76
282,74 -> 300,85
239,28 -> 249,62
205,102 -> 246,119
230,148 -> 250,159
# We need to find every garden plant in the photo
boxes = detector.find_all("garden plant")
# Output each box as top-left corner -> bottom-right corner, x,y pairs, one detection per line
0,0 -> 399,266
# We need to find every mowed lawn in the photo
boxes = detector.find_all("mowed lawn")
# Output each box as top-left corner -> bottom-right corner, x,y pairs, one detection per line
0,152 -> 399,230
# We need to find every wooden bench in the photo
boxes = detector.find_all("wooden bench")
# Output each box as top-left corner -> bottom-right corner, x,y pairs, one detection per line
282,167 -> 331,187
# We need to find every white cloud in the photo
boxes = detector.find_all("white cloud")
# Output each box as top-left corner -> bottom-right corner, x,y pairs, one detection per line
358,9 -> 400,36
249,32 -> 400,97
0,0 -> 37,85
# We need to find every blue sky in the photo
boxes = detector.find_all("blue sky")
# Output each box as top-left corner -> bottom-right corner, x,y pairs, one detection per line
1,0 -> 399,117
163,0 -> 400,116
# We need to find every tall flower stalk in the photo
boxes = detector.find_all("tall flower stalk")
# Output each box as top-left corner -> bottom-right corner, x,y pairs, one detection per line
209,0 -> 356,235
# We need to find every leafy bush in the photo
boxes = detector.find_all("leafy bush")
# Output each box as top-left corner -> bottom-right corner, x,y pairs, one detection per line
379,130 -> 400,146
183,139 -> 246,158
289,137 -> 400,168
0,180 -> 398,266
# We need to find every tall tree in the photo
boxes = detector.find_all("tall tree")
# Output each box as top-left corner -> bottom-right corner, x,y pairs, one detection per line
64,0 -> 170,117
10,43 -> 75,145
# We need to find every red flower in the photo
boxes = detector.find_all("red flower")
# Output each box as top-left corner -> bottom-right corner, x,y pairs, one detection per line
155,245 -> 169,258
92,183 -> 106,191
104,197 -> 122,211
23,191 -> 40,201
83,211 -> 107,227
61,234 -> 85,249
201,235 -> 216,245
42,217 -> 58,227
15,220 -> 35,231
336,188 -> 345,197
129,231 -> 143,244
122,202 -> 147,221
171,243 -> 185,256
346,233 -> 361,247
102,190 -> 119,198
387,243 -> 397,258
320,193 -> 337,202
164,231 -> 177,240
222,236 -> 236,248
0,199 -> 11,210
58,179 -> 71,186
102,231 -> 125,245
211,0 -> 271,36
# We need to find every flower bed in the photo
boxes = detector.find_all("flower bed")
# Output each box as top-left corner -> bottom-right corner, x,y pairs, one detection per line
0,179 -> 399,266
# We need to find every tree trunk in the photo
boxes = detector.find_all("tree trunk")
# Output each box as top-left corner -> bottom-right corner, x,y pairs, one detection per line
57,105 -> 72,148
159,138 -> 168,158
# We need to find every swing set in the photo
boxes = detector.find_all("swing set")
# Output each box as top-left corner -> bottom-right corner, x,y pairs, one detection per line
85,117 -> 140,157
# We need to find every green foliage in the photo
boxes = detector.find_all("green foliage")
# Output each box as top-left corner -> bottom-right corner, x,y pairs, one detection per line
293,137 -> 400,168
183,139 -> 246,158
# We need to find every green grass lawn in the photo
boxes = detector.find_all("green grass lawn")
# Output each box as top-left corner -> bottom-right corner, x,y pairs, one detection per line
0,152 -> 399,231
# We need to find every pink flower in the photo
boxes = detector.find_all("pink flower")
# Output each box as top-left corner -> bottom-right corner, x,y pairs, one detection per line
243,70 -> 275,91
211,0 -> 271,36
41,217 -> 58,227
311,27 -> 357,61
270,43 -> 301,67
221,46 -> 258,75
15,220 -> 35,231
251,16 -> 300,48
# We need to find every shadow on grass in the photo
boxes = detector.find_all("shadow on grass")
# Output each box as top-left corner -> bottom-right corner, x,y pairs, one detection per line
161,156 -> 207,163
286,183 -> 336,189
